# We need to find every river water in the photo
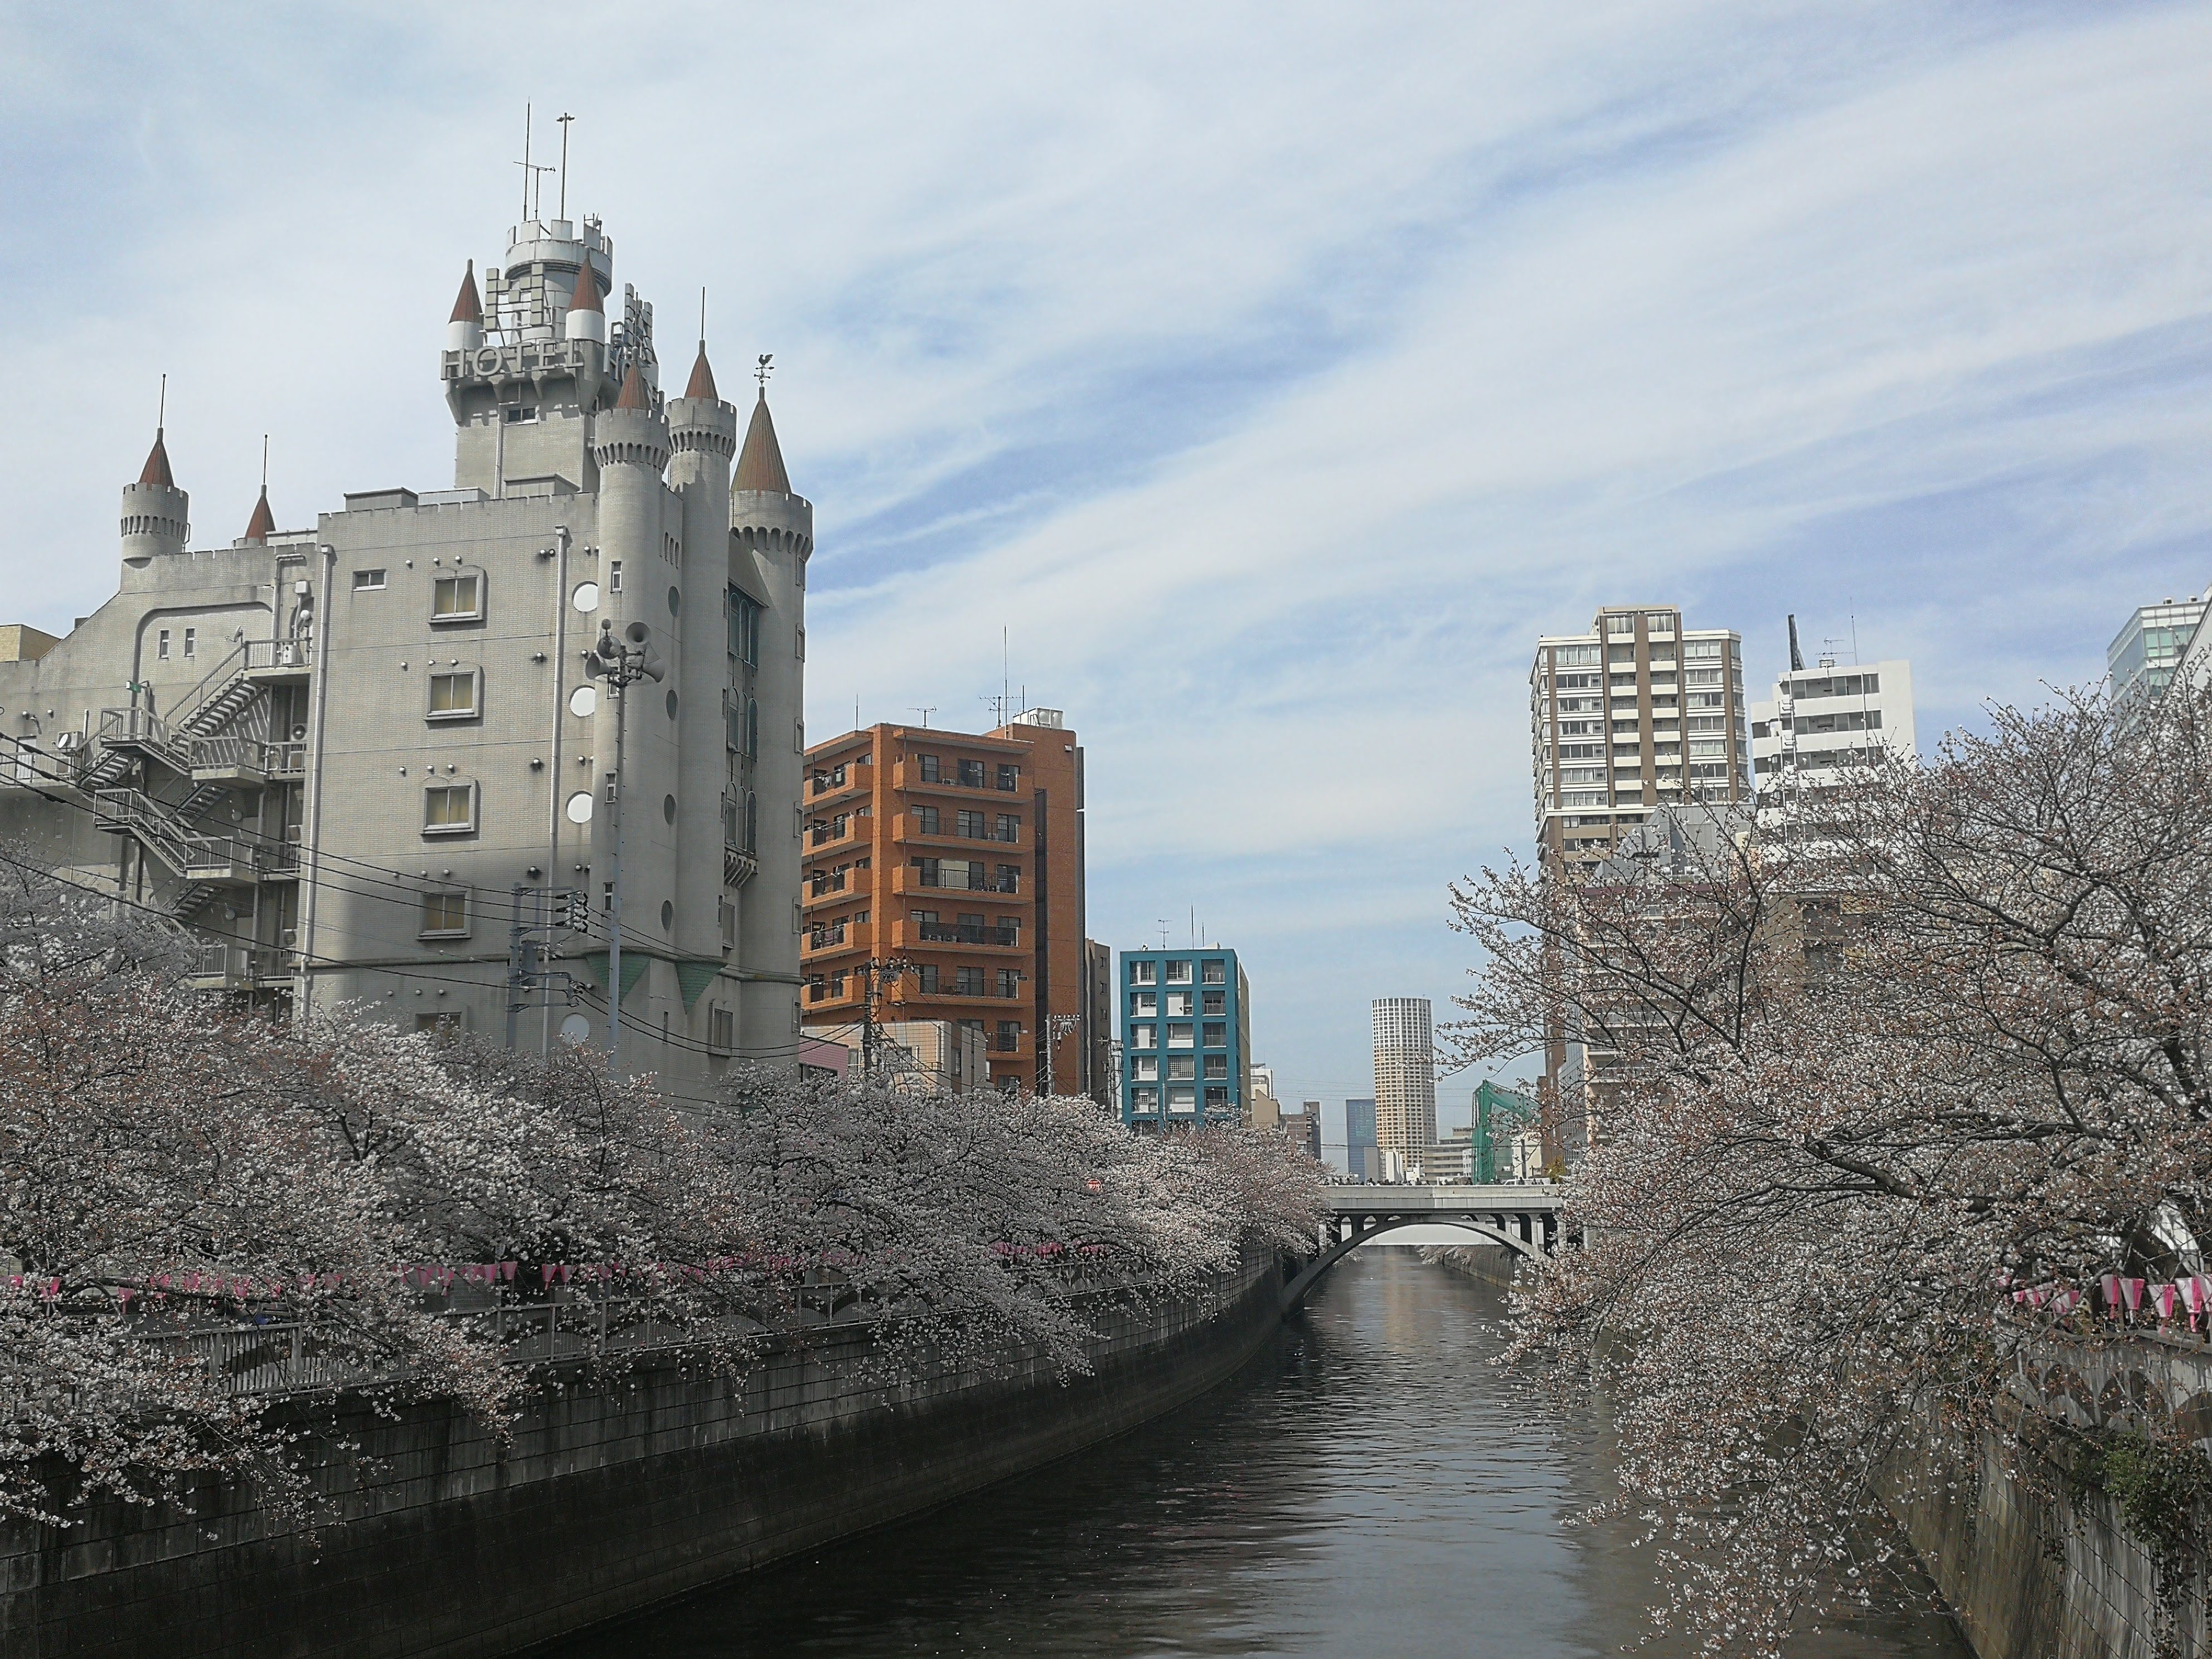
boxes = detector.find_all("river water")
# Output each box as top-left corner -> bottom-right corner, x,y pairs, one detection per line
547,1248 -> 1970,1658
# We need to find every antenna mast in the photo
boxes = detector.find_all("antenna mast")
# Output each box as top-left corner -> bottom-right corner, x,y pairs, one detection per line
518,104 -> 532,218
556,111 -> 574,219
157,373 -> 166,433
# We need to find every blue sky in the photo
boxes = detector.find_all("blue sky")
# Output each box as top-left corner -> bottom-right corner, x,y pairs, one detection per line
5,4 -> 2211,1133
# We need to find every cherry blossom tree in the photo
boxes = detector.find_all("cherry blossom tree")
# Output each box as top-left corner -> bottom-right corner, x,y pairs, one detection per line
0,854 -> 1325,1526
1450,683 -> 2212,1655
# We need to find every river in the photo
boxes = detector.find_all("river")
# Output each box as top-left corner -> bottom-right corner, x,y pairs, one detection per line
545,1248 -> 1970,1657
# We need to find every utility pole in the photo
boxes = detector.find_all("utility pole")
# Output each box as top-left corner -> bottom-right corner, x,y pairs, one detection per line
857,955 -> 916,1081
1041,1013 -> 1080,1097
585,618 -> 665,1073
506,884 -> 588,1049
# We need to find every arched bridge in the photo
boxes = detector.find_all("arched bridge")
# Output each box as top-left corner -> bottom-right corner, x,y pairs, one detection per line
1283,1185 -> 1567,1311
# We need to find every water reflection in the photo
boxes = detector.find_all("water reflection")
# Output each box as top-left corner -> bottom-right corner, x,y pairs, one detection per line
544,1249 -> 1967,1657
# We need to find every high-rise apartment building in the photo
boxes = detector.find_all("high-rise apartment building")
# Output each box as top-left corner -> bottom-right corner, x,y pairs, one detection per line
1371,997 -> 1437,1172
1530,605 -> 1749,876
0,195 -> 807,1080
1118,946 -> 1251,1128
2109,596 -> 2206,712
1749,658 -> 1917,790
1279,1100 -> 1323,1163
1343,1097 -> 1377,1180
798,711 -> 1094,1095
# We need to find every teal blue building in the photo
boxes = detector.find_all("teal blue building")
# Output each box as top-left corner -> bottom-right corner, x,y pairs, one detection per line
1119,947 -> 1251,1129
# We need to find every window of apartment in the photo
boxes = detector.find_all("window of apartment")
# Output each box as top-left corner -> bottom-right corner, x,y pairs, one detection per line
1165,959 -> 1192,984
1204,1086 -> 1229,1111
1167,1055 -> 1196,1081
955,966 -> 985,996
1607,643 -> 1636,663
1132,1085 -> 1160,1114
1131,991 -> 1157,1016
726,588 -> 761,664
996,764 -> 1020,792
183,627 -> 196,661
1605,614 -> 1636,636
1202,1022 -> 1227,1048
430,573 -> 483,622
957,809 -> 986,838
1204,1054 -> 1229,1080
913,804 -> 941,834
419,890 -> 468,938
992,917 -> 1018,947
1129,960 -> 1156,985
427,670 -> 479,720
916,964 -> 941,994
1167,1022 -> 1194,1049
1132,1055 -> 1158,1081
609,560 -> 623,593
1166,1085 -> 1196,1114
423,782 -> 476,835
995,968 -> 1021,998
1683,639 -> 1723,661
1202,991 -> 1225,1016
994,864 -> 1020,894
1201,960 -> 1226,986
993,814 -> 1019,842
353,569 -> 386,591
157,629 -> 171,661
1130,1023 -> 1156,1049
1165,990 -> 1192,1017
1684,667 -> 1724,686
958,759 -> 986,788
1644,612 -> 1675,633
710,1007 -> 735,1053
995,1020 -> 1020,1052
918,754 -> 941,783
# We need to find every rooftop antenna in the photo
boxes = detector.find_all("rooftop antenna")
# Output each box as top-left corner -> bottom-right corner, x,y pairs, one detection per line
1849,601 -> 1860,666
157,372 -> 166,434
260,433 -> 268,490
910,705 -> 934,729
1787,614 -> 1804,673
556,111 -> 574,219
1157,920 -> 1172,950
1003,627 -> 1010,727
698,287 -> 707,351
516,103 -> 532,219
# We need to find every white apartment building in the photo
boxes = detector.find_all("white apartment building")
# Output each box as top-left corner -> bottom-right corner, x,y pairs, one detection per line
1371,996 -> 1437,1167
1530,604 -> 1750,875
1748,658 -> 1917,791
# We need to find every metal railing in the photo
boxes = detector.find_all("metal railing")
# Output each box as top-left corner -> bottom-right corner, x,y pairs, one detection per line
242,637 -> 313,673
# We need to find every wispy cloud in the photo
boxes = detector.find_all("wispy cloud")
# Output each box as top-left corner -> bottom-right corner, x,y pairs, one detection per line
3,2 -> 2208,1104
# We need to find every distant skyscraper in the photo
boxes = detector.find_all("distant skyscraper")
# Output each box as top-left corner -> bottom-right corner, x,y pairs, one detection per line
1345,1097 -> 1377,1181
2109,595 -> 2206,712
1371,998 -> 1436,1171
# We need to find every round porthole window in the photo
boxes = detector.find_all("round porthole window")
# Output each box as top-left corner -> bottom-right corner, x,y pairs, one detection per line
663,793 -> 676,824
559,1013 -> 591,1045
565,790 -> 594,824
668,585 -> 681,615
569,684 -> 597,717
666,688 -> 679,720
660,900 -> 675,930
571,581 -> 600,614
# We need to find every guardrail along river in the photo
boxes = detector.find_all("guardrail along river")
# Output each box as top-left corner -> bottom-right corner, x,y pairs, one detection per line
545,1248 -> 1969,1657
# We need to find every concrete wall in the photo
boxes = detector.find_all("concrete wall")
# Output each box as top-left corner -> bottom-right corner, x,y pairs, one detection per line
0,1250 -> 1287,1659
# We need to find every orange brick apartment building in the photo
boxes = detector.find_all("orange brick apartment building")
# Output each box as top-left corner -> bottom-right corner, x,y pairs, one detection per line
799,711 -> 1104,1097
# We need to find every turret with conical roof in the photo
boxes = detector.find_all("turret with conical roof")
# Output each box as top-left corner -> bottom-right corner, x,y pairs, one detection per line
120,428 -> 189,570
668,342 -> 739,964
448,261 -> 483,352
734,387 -> 792,494
242,487 -> 276,545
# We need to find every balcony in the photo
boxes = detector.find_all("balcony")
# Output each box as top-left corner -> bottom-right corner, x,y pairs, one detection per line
242,638 -> 313,682
890,760 -> 1021,796
186,941 -> 297,992
889,863 -> 1017,898
724,845 -> 759,888
807,759 -> 871,803
185,833 -> 261,886
807,817 -> 865,852
889,920 -> 1022,953
803,920 -> 873,957
893,813 -> 1019,847
188,734 -> 271,788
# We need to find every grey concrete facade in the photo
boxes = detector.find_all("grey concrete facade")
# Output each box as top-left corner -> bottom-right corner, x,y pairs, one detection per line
0,207 -> 808,1081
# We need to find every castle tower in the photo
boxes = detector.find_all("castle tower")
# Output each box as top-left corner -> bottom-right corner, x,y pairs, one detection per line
667,345 -> 738,986
730,379 -> 809,1056
120,429 -> 188,570
588,365 -> 677,1042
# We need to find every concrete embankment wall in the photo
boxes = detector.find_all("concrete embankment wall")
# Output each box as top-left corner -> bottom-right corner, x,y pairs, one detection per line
1422,1242 -> 1521,1291
1881,1336 -> 2210,1659
0,1249 -> 1287,1659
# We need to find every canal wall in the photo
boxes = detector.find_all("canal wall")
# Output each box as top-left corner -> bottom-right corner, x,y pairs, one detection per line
0,1246 -> 1289,1659
1881,1335 -> 2210,1659
1421,1242 -> 1521,1291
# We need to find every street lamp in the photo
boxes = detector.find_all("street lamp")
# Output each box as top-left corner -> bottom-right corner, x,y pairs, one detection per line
585,618 -> 664,1073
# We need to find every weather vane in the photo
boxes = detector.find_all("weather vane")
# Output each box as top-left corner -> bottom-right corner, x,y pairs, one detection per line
756,353 -> 773,390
